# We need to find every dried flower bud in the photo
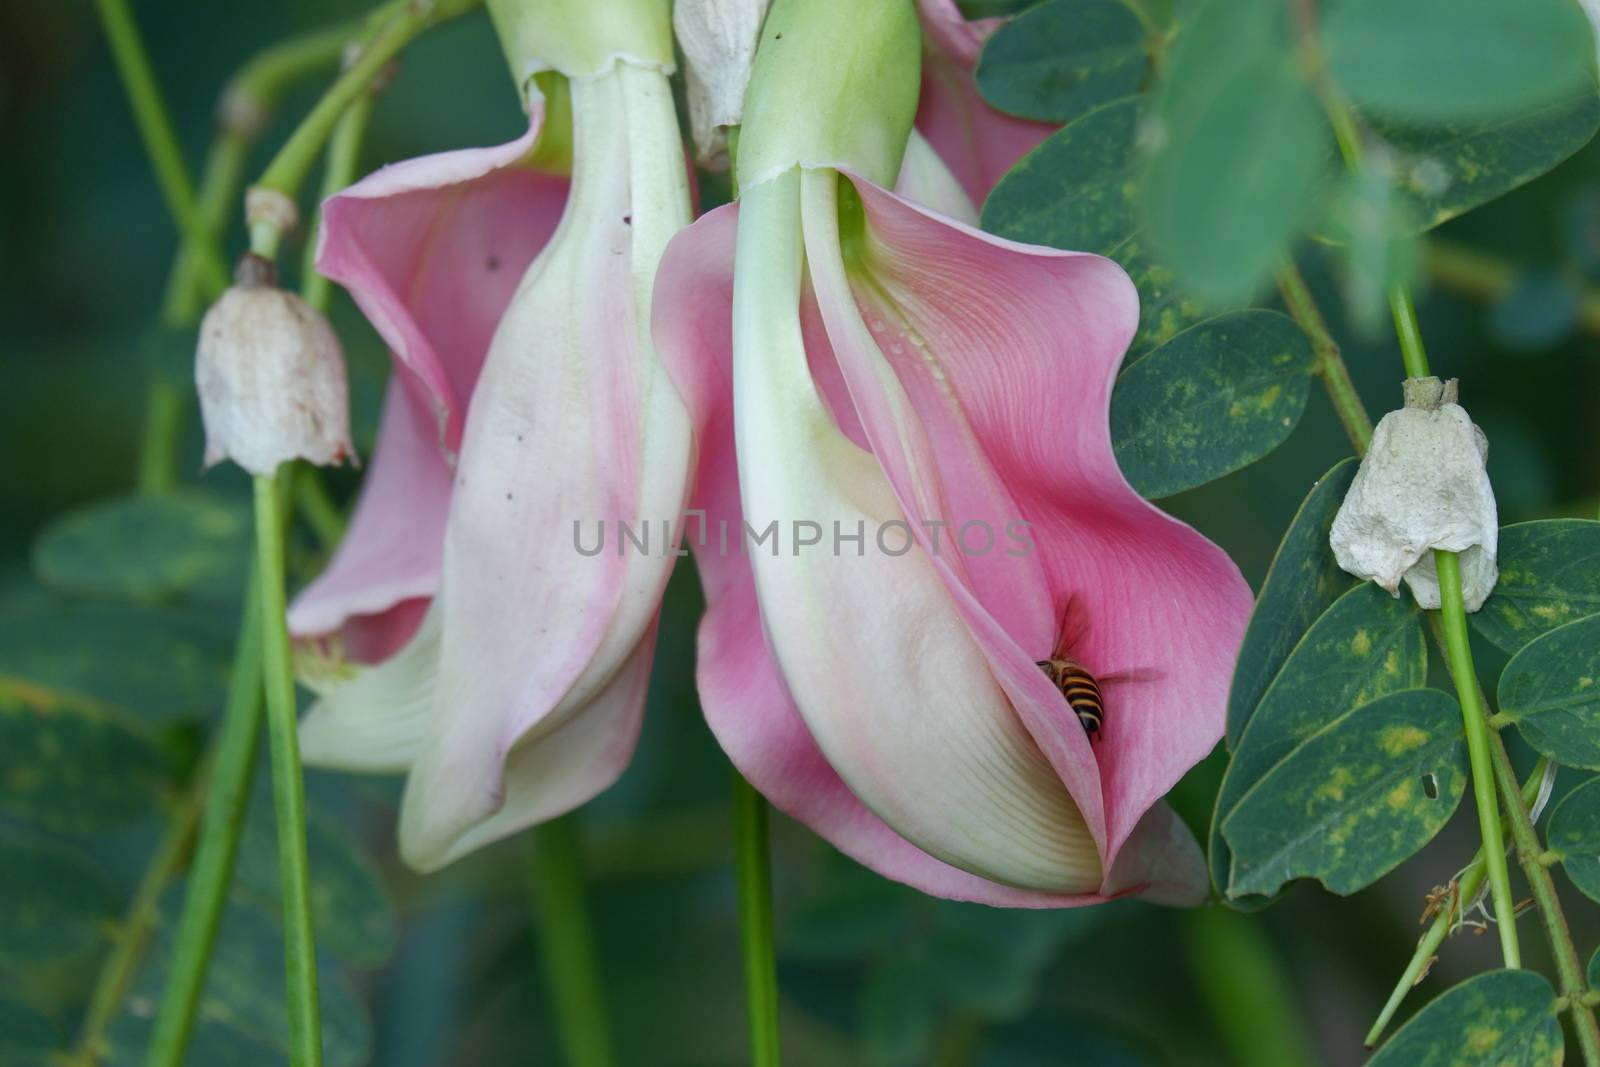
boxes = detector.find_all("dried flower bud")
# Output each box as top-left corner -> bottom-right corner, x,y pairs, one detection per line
195,254 -> 355,476
673,0 -> 769,169
1330,377 -> 1498,611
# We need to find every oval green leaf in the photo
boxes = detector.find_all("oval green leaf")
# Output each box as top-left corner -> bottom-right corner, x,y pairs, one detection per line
1472,519 -> 1600,654
235,797 -> 399,968
103,892 -> 372,1067
1226,459 -> 1361,749
982,96 -> 1208,355
1323,0 -> 1593,124
0,682 -> 171,833
1498,614 -> 1600,770
33,490 -> 251,605
1367,969 -> 1561,1067
1110,310 -> 1314,499
975,0 -> 1148,123
1210,583 -> 1427,904
0,598 -> 232,724
1548,775 -> 1600,904
1368,93 -> 1600,234
0,832 -> 115,967
1220,688 -> 1465,897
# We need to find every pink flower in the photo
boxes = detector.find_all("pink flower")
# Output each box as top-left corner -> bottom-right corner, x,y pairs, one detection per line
652,0 -> 1250,906
290,28 -> 694,870
913,0 -> 1055,206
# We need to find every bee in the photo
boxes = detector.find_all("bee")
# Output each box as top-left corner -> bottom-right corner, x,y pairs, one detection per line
1036,598 -> 1106,742
1037,654 -> 1105,741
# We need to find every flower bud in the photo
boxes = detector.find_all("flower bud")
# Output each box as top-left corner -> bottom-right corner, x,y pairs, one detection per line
1330,377 -> 1498,610
673,0 -> 769,169
195,254 -> 355,476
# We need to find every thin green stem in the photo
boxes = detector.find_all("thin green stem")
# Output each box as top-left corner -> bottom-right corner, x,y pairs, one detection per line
1366,760 -> 1549,1047
1435,551 -> 1521,968
136,383 -> 185,495
92,0 -> 229,296
253,474 -> 322,1067
733,774 -> 782,1067
1274,260 -> 1374,452
1484,728 -> 1600,1065
292,463 -> 348,550
529,817 -> 615,1067
302,89 -> 376,313
143,575 -> 266,1067
1389,286 -> 1432,379
1183,908 -> 1319,1067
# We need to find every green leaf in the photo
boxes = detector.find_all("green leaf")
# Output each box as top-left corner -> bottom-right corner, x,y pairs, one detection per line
1472,519 -> 1600,654
0,997 -> 60,1066
1497,614 -> 1600,770
975,0 -> 1148,123
103,892 -> 372,1067
1589,944 -> 1600,990
1366,970 -> 1561,1067
982,97 -> 1208,355
0,598 -> 231,724
0,683 -> 171,833
1226,459 -> 1361,749
33,490 -> 251,605
1209,583 -> 1427,905
1109,310 -> 1314,499
1368,93 -> 1600,234
861,955 -> 936,1067
1220,688 -> 1465,897
235,795 -> 399,968
1548,775 -> 1600,904
1323,0 -> 1593,124
0,831 -> 116,967
1144,0 -> 1326,303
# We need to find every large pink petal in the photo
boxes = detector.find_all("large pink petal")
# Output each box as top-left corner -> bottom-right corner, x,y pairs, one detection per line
915,0 -> 1054,206
826,175 -> 1252,866
656,203 -> 1193,905
287,379 -> 449,658
315,113 -> 568,452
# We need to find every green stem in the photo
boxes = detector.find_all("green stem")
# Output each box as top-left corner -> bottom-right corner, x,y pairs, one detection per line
136,383 -> 185,495
92,0 -> 229,296
1365,759 -> 1550,1047
1274,260 -> 1374,452
1389,286 -> 1432,379
529,817 -> 615,1067
1484,727 -> 1600,1064
66,791 -> 203,1067
253,474 -> 323,1067
143,575 -> 266,1067
250,0 -> 482,259
733,773 -> 782,1067
302,88 -> 376,313
1183,908 -> 1319,1067
1435,551 -> 1521,968
292,463 -> 348,550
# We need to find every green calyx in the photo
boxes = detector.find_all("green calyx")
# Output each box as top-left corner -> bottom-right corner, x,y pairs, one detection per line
736,0 -> 921,190
485,0 -> 673,83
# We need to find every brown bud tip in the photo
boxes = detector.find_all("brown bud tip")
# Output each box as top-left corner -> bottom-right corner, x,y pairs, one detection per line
233,253 -> 277,289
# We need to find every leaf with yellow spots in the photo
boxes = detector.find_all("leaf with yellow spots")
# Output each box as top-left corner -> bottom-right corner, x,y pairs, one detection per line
1367,969 -> 1561,1067
1474,519 -> 1600,654
0,683 -> 172,833
1545,775 -> 1600,904
1209,582 -> 1426,907
1220,688 -> 1464,897
1226,459 -> 1361,750
1498,614 -> 1600,770
1109,310 -> 1315,499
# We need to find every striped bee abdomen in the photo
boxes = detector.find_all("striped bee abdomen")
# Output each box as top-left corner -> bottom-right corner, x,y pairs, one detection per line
1037,658 -> 1105,741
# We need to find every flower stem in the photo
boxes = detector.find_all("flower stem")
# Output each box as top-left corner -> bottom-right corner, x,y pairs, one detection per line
92,0 -> 230,296
136,384 -> 186,495
143,574 -> 266,1067
1274,260 -> 1374,453
1484,728 -> 1600,1064
1183,907 -> 1319,1067
1366,759 -> 1550,1047
302,87 -> 377,313
252,473 -> 323,1067
1426,241 -> 1600,338
733,773 -> 782,1067
528,816 -> 615,1067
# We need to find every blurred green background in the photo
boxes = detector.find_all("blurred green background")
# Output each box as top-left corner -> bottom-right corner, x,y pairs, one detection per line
3,2 -> 1600,1065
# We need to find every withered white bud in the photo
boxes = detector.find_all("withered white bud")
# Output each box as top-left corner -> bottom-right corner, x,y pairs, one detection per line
673,0 -> 770,169
245,186 -> 299,234
1330,377 -> 1498,611
195,254 -> 355,476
